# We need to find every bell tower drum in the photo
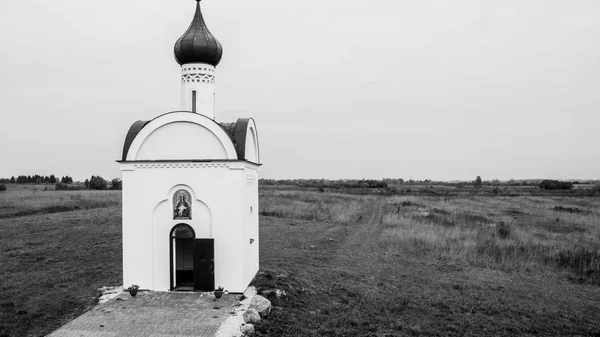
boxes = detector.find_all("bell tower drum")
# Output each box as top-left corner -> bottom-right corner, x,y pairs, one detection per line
174,0 -> 223,119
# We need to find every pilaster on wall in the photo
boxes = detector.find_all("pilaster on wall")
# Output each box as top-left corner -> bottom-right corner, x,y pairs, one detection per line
245,167 -> 258,187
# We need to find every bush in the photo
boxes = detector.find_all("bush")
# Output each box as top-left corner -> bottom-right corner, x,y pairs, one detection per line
551,248 -> 600,285
497,221 -> 511,239
539,180 -> 573,190
88,176 -> 108,190
110,178 -> 122,190
0,184 -> 6,192
55,182 -> 69,190
383,187 -> 395,196
587,185 -> 600,196
553,205 -> 588,214
474,176 -> 483,188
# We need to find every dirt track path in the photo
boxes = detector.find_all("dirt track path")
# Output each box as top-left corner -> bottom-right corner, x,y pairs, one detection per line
334,198 -> 385,264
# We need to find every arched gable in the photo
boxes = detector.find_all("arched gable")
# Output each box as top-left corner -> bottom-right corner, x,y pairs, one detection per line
123,112 -> 238,161
219,118 -> 260,164
244,120 -> 260,164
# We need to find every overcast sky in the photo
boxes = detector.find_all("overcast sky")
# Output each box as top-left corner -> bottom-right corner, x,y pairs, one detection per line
0,0 -> 598,181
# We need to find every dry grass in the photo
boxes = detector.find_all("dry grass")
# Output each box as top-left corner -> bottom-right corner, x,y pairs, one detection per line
259,190 -> 369,224
0,204 -> 121,337
0,184 -> 120,219
1,185 -> 600,336
379,196 -> 600,284
256,188 -> 600,336
258,191 -> 600,283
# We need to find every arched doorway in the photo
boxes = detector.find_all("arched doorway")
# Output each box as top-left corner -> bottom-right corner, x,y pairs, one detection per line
169,224 -> 215,291
170,224 -> 195,291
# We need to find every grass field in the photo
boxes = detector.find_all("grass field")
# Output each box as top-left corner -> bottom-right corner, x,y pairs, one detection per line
0,184 -> 599,336
256,188 -> 600,336
0,185 -> 121,337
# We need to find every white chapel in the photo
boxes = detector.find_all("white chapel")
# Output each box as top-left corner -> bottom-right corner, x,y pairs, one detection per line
118,0 -> 260,293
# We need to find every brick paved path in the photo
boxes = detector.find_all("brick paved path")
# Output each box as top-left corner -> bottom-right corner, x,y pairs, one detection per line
47,291 -> 238,337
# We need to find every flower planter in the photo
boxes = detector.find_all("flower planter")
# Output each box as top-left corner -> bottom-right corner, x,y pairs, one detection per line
126,285 -> 140,297
214,290 -> 224,299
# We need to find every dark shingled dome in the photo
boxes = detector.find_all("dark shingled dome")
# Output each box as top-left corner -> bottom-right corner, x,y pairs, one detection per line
174,0 -> 223,67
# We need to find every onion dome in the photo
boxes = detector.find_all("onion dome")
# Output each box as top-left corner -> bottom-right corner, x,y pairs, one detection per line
174,0 -> 223,67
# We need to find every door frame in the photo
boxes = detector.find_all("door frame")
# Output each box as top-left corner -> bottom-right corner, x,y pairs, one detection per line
169,223 -> 196,291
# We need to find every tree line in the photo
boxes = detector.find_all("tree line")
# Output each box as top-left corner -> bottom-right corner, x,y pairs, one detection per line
260,179 -> 389,189
258,177 -> 594,191
56,176 -> 122,190
258,178 -> 535,189
0,174 -> 121,191
0,175 -> 73,184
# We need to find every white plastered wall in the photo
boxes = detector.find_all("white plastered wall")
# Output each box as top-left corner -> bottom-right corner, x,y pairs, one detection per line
243,164 -> 260,282
121,162 -> 254,292
136,122 -> 227,160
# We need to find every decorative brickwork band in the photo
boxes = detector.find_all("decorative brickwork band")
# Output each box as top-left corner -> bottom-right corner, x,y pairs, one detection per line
182,72 -> 215,84
134,163 -> 228,169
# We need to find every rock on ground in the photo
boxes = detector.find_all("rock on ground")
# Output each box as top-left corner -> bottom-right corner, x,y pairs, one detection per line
243,308 -> 261,325
214,286 -> 257,337
261,288 -> 286,299
240,323 -> 255,336
250,295 -> 272,317
97,286 -> 123,304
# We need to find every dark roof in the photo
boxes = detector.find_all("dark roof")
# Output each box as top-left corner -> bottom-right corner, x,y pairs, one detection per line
121,112 -> 255,162
121,120 -> 150,162
218,118 -> 256,161
174,1 -> 223,67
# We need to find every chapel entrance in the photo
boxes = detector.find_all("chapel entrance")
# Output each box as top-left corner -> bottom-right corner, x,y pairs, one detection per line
170,224 -> 214,291
171,224 -> 195,291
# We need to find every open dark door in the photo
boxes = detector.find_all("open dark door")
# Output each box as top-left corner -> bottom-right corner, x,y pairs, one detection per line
193,239 -> 214,291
